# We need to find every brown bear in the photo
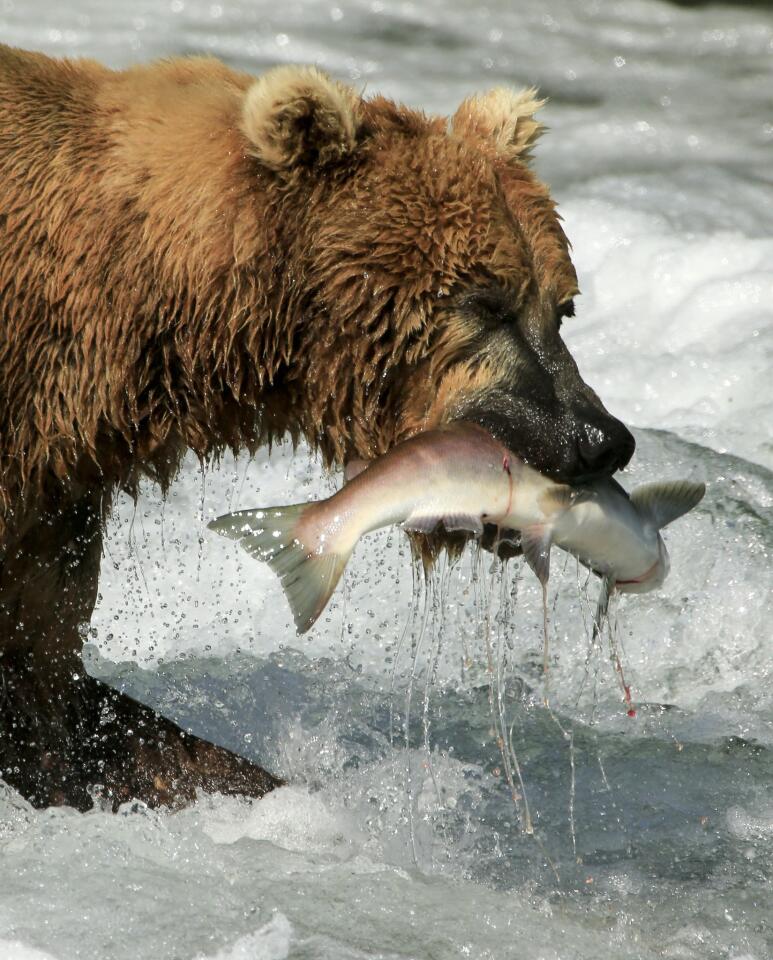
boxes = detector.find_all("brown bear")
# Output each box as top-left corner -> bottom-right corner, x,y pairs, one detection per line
0,46 -> 635,811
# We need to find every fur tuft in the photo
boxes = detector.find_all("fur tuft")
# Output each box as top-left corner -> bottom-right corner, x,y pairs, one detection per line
241,64 -> 361,172
451,87 -> 546,162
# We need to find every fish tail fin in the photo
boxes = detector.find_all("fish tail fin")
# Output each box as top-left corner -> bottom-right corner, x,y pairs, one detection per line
208,505 -> 349,633
629,480 -> 706,530
279,550 -> 349,634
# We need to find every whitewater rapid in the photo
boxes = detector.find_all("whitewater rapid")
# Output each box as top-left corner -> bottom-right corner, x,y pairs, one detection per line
1,1 -> 772,958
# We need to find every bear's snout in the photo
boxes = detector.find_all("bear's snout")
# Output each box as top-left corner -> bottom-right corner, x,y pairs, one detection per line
451,400 -> 634,485
574,411 -> 636,480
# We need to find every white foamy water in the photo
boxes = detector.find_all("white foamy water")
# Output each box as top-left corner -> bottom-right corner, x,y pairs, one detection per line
1,1 -> 772,958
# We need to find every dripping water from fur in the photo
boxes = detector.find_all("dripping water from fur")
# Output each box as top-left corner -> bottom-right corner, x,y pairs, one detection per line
385,531 -> 650,875
474,544 -> 534,837
404,558 -> 431,865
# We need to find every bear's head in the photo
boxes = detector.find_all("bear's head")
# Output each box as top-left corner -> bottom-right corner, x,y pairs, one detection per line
238,66 -> 635,485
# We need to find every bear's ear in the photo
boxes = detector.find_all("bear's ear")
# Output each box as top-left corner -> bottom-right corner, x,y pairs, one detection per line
241,65 -> 362,173
451,88 -> 545,163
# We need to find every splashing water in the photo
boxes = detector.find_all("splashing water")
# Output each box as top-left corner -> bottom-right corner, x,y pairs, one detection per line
2,0 -> 773,958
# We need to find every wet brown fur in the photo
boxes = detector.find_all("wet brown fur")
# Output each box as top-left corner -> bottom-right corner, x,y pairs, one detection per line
0,46 -> 578,542
0,47 -> 583,809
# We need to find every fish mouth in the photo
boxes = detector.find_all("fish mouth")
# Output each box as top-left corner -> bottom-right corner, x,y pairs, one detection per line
615,559 -> 663,593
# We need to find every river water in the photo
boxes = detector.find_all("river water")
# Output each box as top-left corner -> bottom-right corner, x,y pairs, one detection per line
1,1 -> 772,958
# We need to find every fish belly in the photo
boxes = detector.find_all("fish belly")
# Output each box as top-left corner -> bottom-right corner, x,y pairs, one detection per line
308,426 -> 519,551
402,476 -> 511,535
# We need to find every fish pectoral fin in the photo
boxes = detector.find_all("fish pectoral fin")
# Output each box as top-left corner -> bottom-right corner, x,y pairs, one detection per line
521,524 -> 552,586
403,514 -> 443,534
443,514 -> 484,536
629,480 -> 706,530
592,575 -> 615,641
537,483 -> 582,515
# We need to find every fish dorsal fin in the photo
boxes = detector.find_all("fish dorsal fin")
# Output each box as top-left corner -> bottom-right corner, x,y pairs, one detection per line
629,480 -> 706,530
443,514 -> 484,536
403,512 -> 485,537
537,484 -> 574,515
403,513 -> 442,534
521,524 -> 552,586
538,483 -> 590,516
344,458 -> 370,483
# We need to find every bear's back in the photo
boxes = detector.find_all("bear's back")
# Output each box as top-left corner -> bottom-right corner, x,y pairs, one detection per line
0,48 -> 260,528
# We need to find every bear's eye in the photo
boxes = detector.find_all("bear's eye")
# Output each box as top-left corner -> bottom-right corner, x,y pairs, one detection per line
460,287 -> 513,328
556,299 -> 575,330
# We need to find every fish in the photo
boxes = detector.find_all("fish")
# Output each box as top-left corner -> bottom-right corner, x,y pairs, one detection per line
536,474 -> 705,635
208,423 -> 705,633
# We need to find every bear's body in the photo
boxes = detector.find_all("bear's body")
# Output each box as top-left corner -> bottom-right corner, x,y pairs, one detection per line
0,46 -> 634,809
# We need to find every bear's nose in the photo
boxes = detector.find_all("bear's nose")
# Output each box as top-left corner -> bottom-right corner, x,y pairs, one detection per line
576,418 -> 636,479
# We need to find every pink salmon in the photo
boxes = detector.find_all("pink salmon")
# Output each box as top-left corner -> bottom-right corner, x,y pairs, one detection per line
208,423 -> 704,633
